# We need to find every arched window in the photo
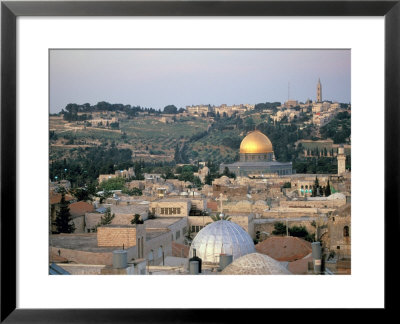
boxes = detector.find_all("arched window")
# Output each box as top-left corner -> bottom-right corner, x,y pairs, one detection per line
343,226 -> 350,237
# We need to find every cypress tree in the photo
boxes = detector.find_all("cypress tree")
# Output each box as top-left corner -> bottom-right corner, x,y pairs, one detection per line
55,192 -> 75,233
325,179 -> 332,196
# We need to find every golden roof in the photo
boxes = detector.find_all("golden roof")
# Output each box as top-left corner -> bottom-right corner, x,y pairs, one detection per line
239,130 -> 273,154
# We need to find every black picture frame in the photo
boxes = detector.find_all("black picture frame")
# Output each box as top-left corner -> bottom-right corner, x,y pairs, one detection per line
1,0 -> 398,322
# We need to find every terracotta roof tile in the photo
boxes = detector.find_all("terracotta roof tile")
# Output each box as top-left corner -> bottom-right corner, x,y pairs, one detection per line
49,192 -> 74,205
69,201 -> 95,217
256,236 -> 312,262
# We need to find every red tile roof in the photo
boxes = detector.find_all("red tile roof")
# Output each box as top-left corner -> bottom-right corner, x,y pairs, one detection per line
69,201 -> 94,217
256,236 -> 312,262
49,192 -> 74,205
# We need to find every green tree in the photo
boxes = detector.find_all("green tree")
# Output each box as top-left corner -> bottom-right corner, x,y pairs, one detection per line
55,192 -> 75,233
210,213 -> 231,222
100,208 -> 115,225
312,176 -> 320,197
163,105 -> 178,114
289,225 -> 309,238
272,222 -> 287,235
99,177 -> 126,191
325,179 -> 331,196
70,188 -> 90,201
131,213 -> 144,225
122,187 -> 142,196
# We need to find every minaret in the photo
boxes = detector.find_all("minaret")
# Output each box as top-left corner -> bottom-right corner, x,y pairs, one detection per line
337,146 -> 346,175
317,78 -> 322,102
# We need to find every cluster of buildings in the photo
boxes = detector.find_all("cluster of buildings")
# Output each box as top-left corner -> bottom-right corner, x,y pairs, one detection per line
186,103 -> 255,117
50,127 -> 351,275
270,79 -> 349,127
98,167 -> 135,183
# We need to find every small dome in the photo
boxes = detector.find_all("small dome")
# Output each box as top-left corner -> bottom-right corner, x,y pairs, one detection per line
240,130 -> 273,154
221,253 -> 291,275
327,192 -> 346,200
189,220 -> 255,263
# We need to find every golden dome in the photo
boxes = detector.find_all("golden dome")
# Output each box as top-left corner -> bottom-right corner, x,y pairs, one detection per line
239,130 -> 273,154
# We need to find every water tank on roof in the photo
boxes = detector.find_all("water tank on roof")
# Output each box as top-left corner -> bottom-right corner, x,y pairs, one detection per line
311,242 -> 322,274
219,254 -> 233,271
189,261 -> 199,275
113,250 -> 127,269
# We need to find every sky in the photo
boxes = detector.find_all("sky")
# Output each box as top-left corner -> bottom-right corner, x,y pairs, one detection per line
50,49 -> 351,113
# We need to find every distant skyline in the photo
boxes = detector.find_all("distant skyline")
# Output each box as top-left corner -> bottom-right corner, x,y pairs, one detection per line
50,49 -> 351,113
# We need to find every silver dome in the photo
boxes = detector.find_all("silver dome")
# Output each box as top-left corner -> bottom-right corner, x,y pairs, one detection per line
189,220 -> 255,263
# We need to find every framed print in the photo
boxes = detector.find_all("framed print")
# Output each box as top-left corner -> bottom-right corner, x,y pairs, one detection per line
1,0 -> 399,322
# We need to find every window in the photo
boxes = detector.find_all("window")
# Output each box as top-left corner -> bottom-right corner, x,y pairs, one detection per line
176,230 -> 180,239
177,208 -> 181,214
343,226 -> 350,237
337,246 -> 340,250
191,226 -> 196,232
195,226 -> 200,232
169,208 -> 173,214
161,208 -> 165,215
172,208 -> 177,214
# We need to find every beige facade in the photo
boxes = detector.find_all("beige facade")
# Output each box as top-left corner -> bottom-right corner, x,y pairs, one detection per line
149,199 -> 191,217
326,204 -> 351,259
98,167 -> 134,183
188,213 -> 255,238
97,224 -> 145,250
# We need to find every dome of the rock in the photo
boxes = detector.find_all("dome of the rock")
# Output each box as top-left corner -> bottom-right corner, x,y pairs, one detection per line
239,130 -> 273,154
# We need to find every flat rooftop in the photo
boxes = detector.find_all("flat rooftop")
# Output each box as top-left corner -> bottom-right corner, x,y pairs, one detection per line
145,217 -> 183,228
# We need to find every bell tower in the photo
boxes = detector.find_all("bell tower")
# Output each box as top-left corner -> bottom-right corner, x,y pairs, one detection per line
317,78 -> 322,102
337,146 -> 346,175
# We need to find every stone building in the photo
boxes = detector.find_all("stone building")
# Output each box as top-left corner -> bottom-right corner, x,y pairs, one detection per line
326,203 -> 351,260
149,199 -> 191,217
98,167 -> 134,183
69,201 -> 95,233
